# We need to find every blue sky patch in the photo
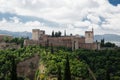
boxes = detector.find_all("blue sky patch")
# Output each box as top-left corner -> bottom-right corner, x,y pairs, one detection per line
108,0 -> 120,6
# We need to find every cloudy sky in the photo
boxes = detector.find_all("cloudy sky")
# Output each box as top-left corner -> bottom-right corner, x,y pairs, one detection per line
0,0 -> 120,35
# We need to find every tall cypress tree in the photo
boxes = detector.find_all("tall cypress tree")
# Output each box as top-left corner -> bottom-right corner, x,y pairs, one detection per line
100,38 -> 105,47
63,55 -> 71,80
52,30 -> 55,37
57,66 -> 62,80
64,30 -> 66,36
10,55 -> 17,80
105,54 -> 110,80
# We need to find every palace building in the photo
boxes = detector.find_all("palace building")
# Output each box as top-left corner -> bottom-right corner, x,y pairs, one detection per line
24,29 -> 100,50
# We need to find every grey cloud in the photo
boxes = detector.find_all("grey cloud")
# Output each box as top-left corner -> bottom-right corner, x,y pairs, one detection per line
0,0 -> 120,35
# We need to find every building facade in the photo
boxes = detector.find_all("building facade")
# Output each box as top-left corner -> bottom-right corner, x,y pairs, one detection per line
24,29 -> 100,50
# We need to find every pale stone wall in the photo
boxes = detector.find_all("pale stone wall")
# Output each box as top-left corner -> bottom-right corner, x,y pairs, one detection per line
85,31 -> 94,43
79,43 -> 100,50
39,30 -> 45,35
24,40 -> 40,46
72,37 -> 85,50
47,36 -> 73,48
0,42 -> 20,49
0,34 -> 19,49
0,34 -> 13,41
17,54 -> 40,80
32,29 -> 45,41
25,29 -> 100,50
32,29 -> 40,41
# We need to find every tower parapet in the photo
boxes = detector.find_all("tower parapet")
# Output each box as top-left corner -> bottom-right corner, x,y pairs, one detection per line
32,29 -> 45,41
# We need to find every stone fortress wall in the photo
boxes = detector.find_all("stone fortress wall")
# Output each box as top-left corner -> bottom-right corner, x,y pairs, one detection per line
0,34 -> 20,49
24,29 -> 100,50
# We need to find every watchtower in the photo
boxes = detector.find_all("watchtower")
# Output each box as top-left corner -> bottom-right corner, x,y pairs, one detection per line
32,29 -> 40,41
32,29 -> 45,41
85,28 -> 94,43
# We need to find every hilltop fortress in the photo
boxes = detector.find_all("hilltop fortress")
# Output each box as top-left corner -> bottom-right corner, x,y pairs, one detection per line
24,29 -> 100,50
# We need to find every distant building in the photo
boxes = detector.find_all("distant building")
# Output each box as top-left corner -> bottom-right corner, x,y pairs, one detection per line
85,28 -> 94,43
0,34 -> 20,49
0,34 -> 13,41
24,29 -> 100,50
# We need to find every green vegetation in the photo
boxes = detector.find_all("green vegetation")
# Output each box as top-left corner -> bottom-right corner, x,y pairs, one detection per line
38,47 -> 120,80
0,45 -> 120,80
52,31 -> 62,37
63,55 -> 71,80
100,39 -> 116,47
3,37 -> 28,48
0,46 -> 40,80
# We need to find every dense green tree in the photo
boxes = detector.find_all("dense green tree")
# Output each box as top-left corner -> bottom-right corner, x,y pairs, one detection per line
100,38 -> 105,47
63,55 -> 71,80
70,33 -> 72,36
57,66 -> 62,80
55,32 -> 58,37
52,31 -> 62,37
3,36 -> 10,43
0,45 -> 120,80
100,38 -> 116,47
52,31 -> 54,37
104,42 -> 116,47
10,55 -> 17,80
58,31 -> 62,37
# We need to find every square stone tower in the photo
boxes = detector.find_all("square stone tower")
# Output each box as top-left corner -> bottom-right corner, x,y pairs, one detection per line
32,29 -> 40,41
85,28 -> 94,43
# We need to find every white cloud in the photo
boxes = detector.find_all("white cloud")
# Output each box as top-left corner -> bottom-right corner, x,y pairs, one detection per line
25,21 -> 41,27
0,0 -> 120,35
10,17 -> 20,23
0,18 -> 62,34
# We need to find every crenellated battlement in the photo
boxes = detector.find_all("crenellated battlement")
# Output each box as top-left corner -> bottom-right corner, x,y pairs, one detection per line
24,29 -> 100,50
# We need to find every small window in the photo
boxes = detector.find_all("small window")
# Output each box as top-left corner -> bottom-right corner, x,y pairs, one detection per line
88,33 -> 90,37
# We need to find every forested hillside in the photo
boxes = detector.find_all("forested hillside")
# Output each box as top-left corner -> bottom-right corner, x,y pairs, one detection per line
0,46 -> 120,80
